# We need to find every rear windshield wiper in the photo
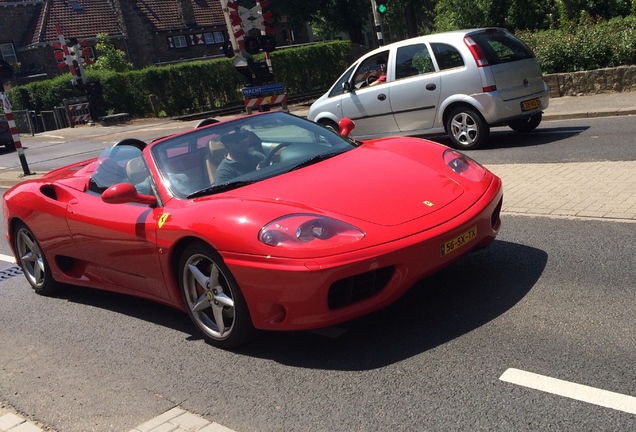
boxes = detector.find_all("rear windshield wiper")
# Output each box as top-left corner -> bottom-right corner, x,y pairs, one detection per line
188,180 -> 255,198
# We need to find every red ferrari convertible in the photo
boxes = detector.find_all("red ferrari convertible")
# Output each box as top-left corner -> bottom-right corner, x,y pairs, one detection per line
3,112 -> 502,348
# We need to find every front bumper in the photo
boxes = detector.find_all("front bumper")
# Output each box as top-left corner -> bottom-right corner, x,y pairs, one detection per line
224,177 -> 504,331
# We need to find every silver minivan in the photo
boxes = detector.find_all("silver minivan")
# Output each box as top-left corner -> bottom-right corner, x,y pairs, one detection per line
308,28 -> 549,149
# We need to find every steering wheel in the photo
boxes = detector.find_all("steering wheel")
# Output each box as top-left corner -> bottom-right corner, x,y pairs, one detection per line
365,76 -> 378,86
114,138 -> 147,150
262,142 -> 294,166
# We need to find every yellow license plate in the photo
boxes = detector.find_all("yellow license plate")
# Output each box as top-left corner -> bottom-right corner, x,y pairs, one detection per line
440,227 -> 477,257
521,98 -> 541,112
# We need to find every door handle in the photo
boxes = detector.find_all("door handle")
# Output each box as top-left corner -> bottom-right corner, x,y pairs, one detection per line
426,83 -> 436,91
378,94 -> 387,101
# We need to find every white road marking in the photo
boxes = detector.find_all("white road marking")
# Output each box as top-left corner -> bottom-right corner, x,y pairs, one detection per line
500,368 -> 636,415
0,253 -> 16,263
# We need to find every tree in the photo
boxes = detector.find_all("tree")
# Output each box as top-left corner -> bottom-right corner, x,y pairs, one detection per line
269,0 -> 319,38
89,33 -> 133,72
270,0 -> 370,44
433,0 -> 556,31
379,0 -> 435,39
314,0 -> 370,45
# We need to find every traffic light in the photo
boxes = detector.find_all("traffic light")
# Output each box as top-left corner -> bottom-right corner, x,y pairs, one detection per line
222,42 -> 234,58
0,59 -> 14,82
243,35 -> 277,56
259,34 -> 276,53
244,36 -> 261,56
377,1 -> 387,14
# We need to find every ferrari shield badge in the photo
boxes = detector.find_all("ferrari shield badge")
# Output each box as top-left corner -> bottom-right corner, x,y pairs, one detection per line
158,213 -> 170,228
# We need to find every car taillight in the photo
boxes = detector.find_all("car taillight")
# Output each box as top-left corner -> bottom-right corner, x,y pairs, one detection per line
0,123 -> 9,132
464,36 -> 489,68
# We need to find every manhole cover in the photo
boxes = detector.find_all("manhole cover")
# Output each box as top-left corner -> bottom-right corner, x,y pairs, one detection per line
0,265 -> 23,281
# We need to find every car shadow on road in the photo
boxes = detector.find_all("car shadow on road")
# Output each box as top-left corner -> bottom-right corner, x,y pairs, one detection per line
432,126 -> 589,150
241,240 -> 547,370
48,239 -> 546,369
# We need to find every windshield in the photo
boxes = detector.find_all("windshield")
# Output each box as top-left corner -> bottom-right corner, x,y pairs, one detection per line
150,111 -> 357,198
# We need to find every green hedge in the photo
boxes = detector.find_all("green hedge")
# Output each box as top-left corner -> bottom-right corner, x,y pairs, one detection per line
517,15 -> 636,74
6,41 -> 352,118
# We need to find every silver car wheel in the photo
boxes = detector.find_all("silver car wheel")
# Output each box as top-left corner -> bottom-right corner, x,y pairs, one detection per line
16,227 -> 45,287
183,253 -> 235,338
446,106 -> 489,150
179,243 -> 255,348
14,223 -> 58,295
450,112 -> 479,146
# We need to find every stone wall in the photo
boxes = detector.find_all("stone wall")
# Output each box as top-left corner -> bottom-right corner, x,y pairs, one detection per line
544,65 -> 636,98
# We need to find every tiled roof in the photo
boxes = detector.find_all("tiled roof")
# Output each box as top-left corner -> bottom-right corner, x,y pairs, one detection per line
190,0 -> 225,26
136,0 -> 224,30
23,0 -> 124,47
11,0 -> 225,49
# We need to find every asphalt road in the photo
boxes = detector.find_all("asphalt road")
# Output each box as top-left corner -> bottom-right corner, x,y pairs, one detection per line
0,115 -> 635,431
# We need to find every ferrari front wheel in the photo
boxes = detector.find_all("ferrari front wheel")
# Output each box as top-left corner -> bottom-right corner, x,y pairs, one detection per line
14,222 -> 59,295
178,242 -> 255,348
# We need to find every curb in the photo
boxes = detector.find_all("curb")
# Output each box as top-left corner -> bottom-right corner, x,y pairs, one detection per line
543,108 -> 636,121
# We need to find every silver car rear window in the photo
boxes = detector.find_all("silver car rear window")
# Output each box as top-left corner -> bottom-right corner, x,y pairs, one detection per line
469,30 -> 534,65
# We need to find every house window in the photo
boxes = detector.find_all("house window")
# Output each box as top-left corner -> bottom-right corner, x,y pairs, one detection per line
213,32 -> 225,43
173,35 -> 188,49
0,43 -> 17,64
204,33 -> 214,45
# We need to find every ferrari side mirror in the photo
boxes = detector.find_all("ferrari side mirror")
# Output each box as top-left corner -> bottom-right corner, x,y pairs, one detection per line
339,118 -> 355,137
102,183 -> 157,206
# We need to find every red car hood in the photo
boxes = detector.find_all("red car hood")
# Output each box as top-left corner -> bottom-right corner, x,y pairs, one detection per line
227,146 -> 464,227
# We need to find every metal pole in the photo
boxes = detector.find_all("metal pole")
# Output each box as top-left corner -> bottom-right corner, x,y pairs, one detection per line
1,84 -> 32,176
370,0 -> 384,47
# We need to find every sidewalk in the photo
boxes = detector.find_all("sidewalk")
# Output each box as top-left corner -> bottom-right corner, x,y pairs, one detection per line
0,405 -> 236,432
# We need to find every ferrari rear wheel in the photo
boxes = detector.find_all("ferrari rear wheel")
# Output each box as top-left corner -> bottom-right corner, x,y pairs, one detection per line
178,242 -> 255,348
14,223 -> 59,295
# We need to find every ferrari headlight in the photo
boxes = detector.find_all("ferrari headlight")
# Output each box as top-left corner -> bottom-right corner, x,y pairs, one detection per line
443,149 -> 486,182
259,214 -> 365,248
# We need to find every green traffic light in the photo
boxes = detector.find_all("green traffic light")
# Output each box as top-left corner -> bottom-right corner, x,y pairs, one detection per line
377,2 -> 387,14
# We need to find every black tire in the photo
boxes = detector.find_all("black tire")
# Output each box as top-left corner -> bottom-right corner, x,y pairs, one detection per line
5,141 -> 16,152
318,119 -> 339,133
508,112 -> 542,133
178,242 -> 255,348
13,222 -> 59,295
445,106 -> 489,150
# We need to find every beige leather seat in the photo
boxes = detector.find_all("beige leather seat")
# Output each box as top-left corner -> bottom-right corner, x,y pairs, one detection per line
205,139 -> 227,184
126,157 -> 149,184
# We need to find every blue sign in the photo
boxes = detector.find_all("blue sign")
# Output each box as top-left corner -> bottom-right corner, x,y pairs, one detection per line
241,83 -> 286,97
